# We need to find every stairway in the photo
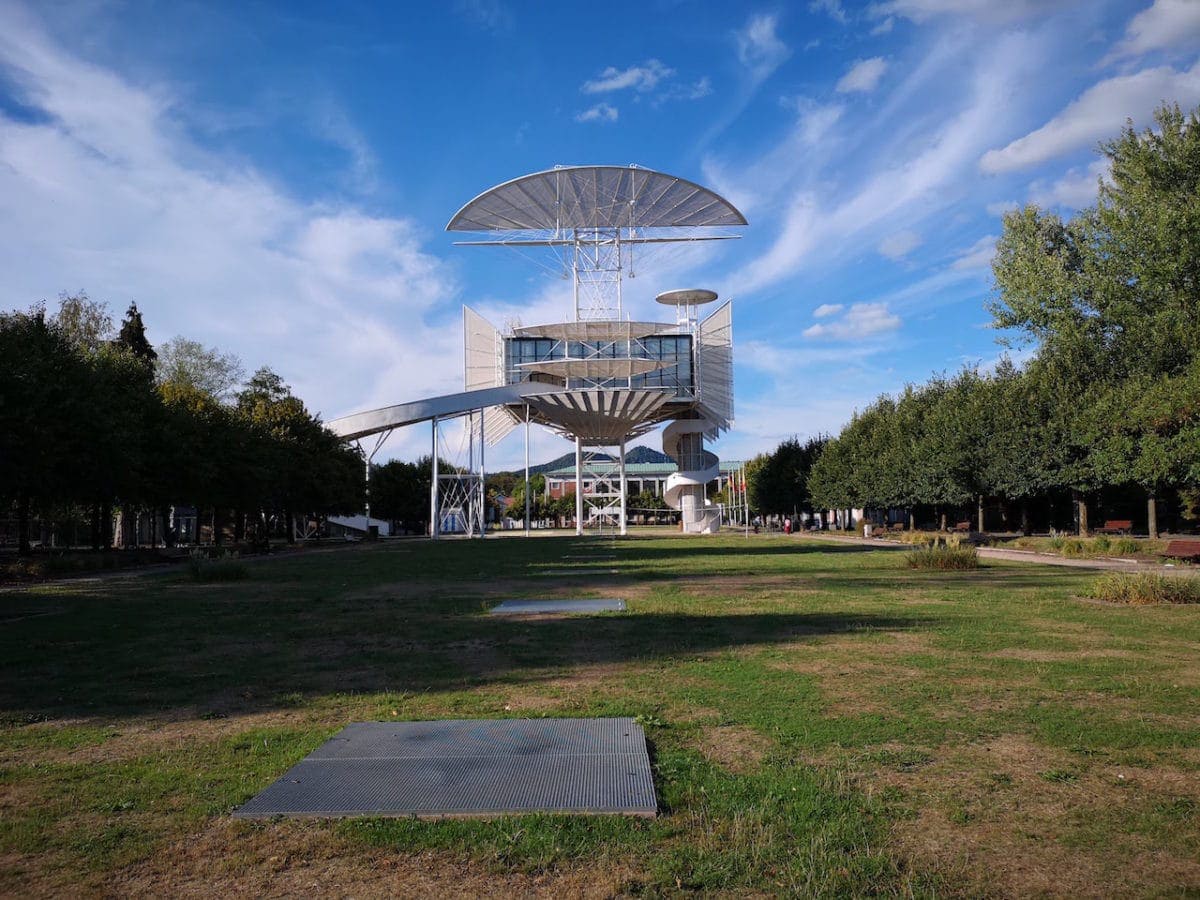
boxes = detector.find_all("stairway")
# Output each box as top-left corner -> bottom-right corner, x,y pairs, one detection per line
662,419 -> 721,534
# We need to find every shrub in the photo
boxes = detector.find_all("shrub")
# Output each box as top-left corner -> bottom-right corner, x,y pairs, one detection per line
1092,535 -> 1111,553
1087,572 -> 1200,605
186,552 -> 248,583
1112,538 -> 1140,556
905,545 -> 979,570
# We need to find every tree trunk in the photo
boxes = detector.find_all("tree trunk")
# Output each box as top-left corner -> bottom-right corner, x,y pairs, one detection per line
100,503 -> 113,550
90,503 -> 101,550
1074,492 -> 1090,537
1147,492 -> 1159,540
1020,500 -> 1032,537
213,509 -> 223,547
17,495 -> 31,556
908,509 -> 915,530
285,507 -> 296,545
234,511 -> 245,544
977,495 -> 985,533
161,506 -> 174,548
939,511 -> 947,531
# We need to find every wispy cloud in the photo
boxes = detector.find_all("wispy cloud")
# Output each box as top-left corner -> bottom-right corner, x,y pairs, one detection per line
878,229 -> 922,259
1027,159 -> 1108,210
575,102 -> 619,123
980,60 -> 1200,173
809,0 -> 848,24
452,0 -> 513,31
867,0 -> 1070,25
813,303 -> 844,318
1105,0 -> 1200,63
951,234 -> 997,271
582,59 -> 674,94
734,13 -> 791,83
836,57 -> 888,93
803,302 -> 902,339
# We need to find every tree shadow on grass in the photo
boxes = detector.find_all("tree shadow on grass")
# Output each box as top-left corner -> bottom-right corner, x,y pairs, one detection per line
0,595 -> 930,720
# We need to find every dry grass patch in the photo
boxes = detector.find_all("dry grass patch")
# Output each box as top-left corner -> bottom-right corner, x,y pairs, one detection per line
697,725 -> 773,774
115,820 -> 643,899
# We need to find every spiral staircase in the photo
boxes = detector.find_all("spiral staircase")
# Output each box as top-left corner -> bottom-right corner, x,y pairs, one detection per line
662,419 -> 722,534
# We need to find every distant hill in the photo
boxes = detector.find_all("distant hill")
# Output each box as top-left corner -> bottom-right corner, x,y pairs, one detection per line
513,444 -> 673,476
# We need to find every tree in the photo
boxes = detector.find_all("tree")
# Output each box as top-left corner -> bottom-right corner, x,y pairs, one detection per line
157,337 -> 245,401
116,302 -> 157,365
0,308 -> 90,553
52,291 -> 113,352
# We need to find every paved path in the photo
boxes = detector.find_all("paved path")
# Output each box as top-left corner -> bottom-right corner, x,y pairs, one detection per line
796,532 -> 1196,574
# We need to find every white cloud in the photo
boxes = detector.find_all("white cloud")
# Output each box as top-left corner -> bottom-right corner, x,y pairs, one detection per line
871,16 -> 896,35
867,0 -> 1068,24
0,4 -> 466,466
878,229 -> 922,259
575,102 -> 619,123
803,302 -> 902,339
1107,0 -> 1200,62
582,59 -> 674,94
658,77 -> 713,104
813,303 -> 844,318
809,0 -> 848,24
986,200 -> 1019,216
735,13 -> 791,82
1027,159 -> 1109,209
836,57 -> 889,93
951,234 -> 998,270
980,60 -> 1200,173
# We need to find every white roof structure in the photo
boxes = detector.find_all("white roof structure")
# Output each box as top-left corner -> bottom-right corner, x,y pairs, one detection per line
447,166 -> 747,235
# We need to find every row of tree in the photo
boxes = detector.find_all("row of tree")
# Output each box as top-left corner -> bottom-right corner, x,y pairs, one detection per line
1,296 -> 364,553
794,104 -> 1200,537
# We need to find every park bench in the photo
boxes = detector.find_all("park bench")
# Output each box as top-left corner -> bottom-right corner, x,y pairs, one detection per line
1097,519 -> 1133,535
1162,540 -> 1200,561
953,521 -> 971,532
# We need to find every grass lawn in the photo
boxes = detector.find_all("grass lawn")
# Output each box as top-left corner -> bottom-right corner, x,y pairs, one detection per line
2,533 -> 1198,896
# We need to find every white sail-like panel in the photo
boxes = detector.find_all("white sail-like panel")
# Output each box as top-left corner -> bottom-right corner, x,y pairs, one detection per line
697,300 -> 733,435
463,306 -> 519,445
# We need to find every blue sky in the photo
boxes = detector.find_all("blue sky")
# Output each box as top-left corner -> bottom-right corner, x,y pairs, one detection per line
2,0 -> 1199,469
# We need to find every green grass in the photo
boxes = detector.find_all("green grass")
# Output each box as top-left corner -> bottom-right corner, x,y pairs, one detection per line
2,532 -> 1199,895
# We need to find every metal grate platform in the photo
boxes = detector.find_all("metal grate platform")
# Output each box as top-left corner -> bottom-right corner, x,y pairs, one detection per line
234,718 -> 656,818
490,598 -> 626,615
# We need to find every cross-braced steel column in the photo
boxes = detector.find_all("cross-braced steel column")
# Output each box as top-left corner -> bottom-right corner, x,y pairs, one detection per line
430,416 -> 439,538
619,437 -> 627,537
575,437 -> 583,536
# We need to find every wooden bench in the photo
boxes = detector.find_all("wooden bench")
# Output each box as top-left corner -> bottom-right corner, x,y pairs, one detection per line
1097,519 -> 1133,535
953,521 -> 972,532
1163,540 -> 1200,561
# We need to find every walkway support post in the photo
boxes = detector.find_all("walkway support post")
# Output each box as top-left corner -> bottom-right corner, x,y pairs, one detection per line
619,436 -> 627,537
524,405 -> 531,536
479,408 -> 486,537
430,416 -> 439,539
575,437 -> 583,536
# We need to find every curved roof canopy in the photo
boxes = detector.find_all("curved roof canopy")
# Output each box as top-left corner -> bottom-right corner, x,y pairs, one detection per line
447,165 -> 747,233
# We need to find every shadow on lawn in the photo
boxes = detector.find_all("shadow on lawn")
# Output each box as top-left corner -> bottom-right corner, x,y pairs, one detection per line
0,601 -> 929,720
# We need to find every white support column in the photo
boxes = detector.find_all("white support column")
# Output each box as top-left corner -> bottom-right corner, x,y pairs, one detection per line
575,436 -> 583,536
524,404 -> 531,536
472,410 -> 482,542
430,416 -> 439,539
619,436 -> 627,537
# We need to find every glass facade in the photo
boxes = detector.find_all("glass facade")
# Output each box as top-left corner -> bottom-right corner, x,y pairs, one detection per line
504,334 -> 694,397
